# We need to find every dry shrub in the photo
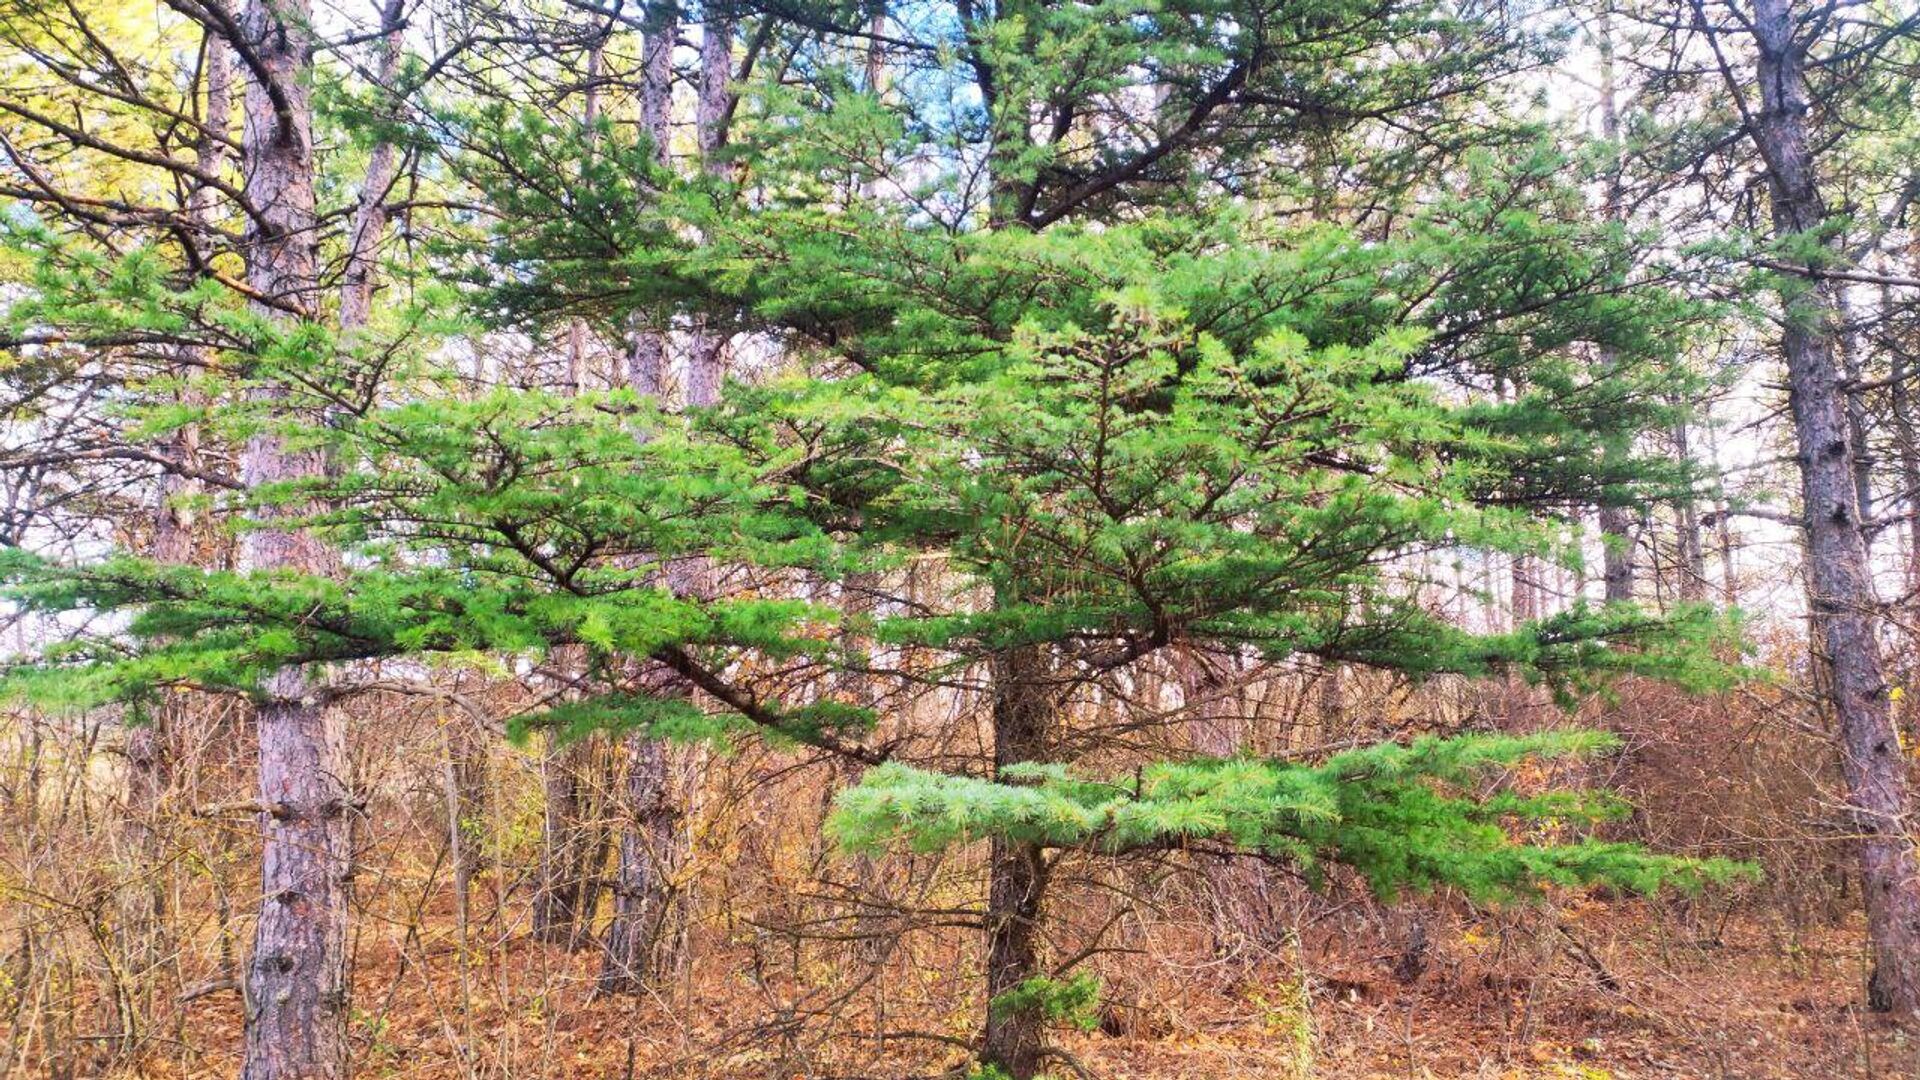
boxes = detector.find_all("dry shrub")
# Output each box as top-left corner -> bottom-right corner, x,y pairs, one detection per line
0,637 -> 1887,1079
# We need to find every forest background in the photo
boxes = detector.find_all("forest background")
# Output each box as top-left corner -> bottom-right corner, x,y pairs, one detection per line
1,0 -> 1919,1077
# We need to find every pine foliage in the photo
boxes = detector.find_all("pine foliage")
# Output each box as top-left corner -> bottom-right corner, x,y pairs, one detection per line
834,732 -> 1753,902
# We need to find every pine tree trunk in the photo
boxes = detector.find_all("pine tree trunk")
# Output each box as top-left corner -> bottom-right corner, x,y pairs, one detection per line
600,616 -> 697,984
1891,343 -> 1920,602
602,0 -> 749,990
697,12 -> 733,177
980,643 -> 1054,1080
235,3 -> 352,1078
626,2 -> 676,397
599,734 -> 684,990
1749,0 -> 1920,1017
526,47 -> 622,949
243,700 -> 350,1080
532,733 -> 600,948
685,9 -> 735,396
1594,7 -> 1634,604
337,0 -> 405,332
973,26 -> 1055,1077
525,38 -> 616,954
1175,647 -> 1280,958
1315,658 -> 1343,749
601,6 -> 696,991
864,3 -> 887,92
1672,421 -> 1706,603
444,716 -> 487,937
1511,555 -> 1535,625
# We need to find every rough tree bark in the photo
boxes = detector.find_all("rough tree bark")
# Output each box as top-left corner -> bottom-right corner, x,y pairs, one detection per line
1315,658 -> 1344,749
1744,0 -> 1920,1017
602,3 -> 698,991
980,642 -> 1057,1080
966,21 -> 1073,1071
865,2 -> 887,92
600,723 -> 684,989
235,1 -> 352,1077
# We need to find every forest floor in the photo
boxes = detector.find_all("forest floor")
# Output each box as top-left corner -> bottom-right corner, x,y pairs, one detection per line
1134,913 -> 1913,1080
123,899 -> 1915,1080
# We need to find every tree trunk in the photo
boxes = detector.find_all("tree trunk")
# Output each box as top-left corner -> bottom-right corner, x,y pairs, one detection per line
1701,421 -> 1740,605
1314,658 -> 1345,749
599,734 -> 685,990
864,3 -> 887,93
1175,647 -> 1281,958
337,0 -> 405,332
684,9 -> 736,399
1672,421 -> 1706,603
1891,333 -> 1920,602
1594,6 -> 1635,604
1749,0 -> 1920,1017
625,2 -> 676,398
600,6 -> 695,992
444,715 -> 487,938
235,6 -> 351,1077
1511,554 -> 1536,625
980,643 -> 1055,1080
526,41 -> 628,949
972,25 -> 1058,1076
244,700 -> 351,1080
532,733 -> 602,948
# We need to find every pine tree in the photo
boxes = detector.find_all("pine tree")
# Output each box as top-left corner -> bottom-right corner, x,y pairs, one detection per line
3,214 -> 1745,1079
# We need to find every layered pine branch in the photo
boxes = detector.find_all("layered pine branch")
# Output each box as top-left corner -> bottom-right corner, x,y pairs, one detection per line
835,732 -> 1751,902
2,206 -> 1747,903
